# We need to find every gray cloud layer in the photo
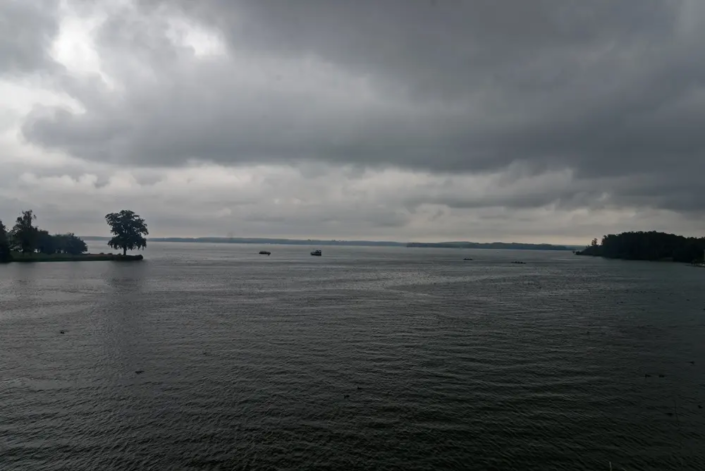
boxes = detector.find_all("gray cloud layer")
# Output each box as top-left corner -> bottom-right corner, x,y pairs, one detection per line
2,0 -> 705,240
0,0 -> 59,75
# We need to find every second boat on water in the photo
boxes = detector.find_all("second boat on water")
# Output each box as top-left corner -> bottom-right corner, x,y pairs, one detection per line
310,250 -> 322,256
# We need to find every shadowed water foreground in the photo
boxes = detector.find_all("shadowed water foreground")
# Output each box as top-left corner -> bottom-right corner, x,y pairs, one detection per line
1,243 -> 704,470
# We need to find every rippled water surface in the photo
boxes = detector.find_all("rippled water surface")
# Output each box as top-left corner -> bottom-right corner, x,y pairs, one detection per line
1,243 -> 705,470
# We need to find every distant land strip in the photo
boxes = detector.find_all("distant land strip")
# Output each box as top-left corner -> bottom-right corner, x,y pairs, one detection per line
82,236 -> 573,250
83,236 -> 404,247
406,242 -> 571,250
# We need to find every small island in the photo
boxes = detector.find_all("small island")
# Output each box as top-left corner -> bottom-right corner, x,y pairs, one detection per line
576,231 -> 705,264
0,209 -> 148,263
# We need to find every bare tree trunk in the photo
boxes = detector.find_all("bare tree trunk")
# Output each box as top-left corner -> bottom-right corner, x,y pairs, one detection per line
123,246 -> 127,256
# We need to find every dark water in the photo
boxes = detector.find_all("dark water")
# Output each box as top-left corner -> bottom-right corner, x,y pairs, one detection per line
1,243 -> 704,470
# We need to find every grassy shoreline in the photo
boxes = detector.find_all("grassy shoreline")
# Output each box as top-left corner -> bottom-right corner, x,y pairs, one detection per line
9,252 -> 144,262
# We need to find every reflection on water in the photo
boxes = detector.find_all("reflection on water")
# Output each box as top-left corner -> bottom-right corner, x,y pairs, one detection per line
1,243 -> 704,470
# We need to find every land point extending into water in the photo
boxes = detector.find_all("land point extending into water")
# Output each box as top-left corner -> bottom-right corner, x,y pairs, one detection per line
0,209 -> 148,264
576,231 -> 705,264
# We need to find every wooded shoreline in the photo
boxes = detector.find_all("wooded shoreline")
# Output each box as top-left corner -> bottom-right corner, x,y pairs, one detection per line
575,231 -> 705,263
0,209 -> 148,264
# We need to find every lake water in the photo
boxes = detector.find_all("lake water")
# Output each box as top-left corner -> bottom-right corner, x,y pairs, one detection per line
1,243 -> 704,470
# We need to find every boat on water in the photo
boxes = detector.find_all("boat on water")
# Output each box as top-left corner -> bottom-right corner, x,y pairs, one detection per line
259,251 -> 271,256
310,250 -> 322,256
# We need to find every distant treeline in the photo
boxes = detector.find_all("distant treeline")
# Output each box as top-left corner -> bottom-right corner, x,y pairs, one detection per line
83,236 -> 405,247
576,231 -> 705,263
81,236 -> 572,251
406,242 -> 572,251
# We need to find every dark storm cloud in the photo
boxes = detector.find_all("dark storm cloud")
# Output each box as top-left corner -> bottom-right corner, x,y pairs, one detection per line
0,0 -> 59,75
173,0 -> 679,94
16,0 -> 705,215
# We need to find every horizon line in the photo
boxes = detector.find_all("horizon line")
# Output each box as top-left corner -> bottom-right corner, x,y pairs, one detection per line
81,235 -> 579,247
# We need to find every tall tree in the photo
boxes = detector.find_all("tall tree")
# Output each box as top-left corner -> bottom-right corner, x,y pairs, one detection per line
105,210 -> 148,256
11,210 -> 38,254
0,219 -> 10,263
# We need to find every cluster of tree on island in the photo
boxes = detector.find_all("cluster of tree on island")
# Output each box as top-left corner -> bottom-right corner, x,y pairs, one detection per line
0,210 -> 148,263
576,231 -> 705,263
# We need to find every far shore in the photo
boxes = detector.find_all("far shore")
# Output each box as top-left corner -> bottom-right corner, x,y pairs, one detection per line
9,253 -> 144,263
82,236 -> 577,250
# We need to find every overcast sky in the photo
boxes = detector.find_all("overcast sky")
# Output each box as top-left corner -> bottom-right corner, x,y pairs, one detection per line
1,0 -> 704,243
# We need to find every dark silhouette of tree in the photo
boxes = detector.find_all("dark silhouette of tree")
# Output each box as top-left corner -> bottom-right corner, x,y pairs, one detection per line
105,210 -> 148,256
58,233 -> 88,255
577,231 -> 705,263
36,231 -> 86,255
11,210 -> 38,254
37,230 -> 57,255
0,219 -> 10,263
